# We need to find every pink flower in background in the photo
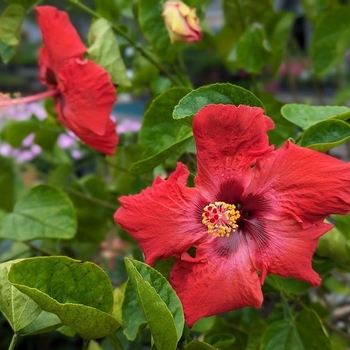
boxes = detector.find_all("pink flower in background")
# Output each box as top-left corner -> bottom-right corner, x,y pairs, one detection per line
116,117 -> 142,134
0,103 -> 45,163
162,1 -> 202,43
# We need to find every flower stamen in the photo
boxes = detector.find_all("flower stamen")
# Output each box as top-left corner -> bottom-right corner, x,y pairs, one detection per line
202,201 -> 241,237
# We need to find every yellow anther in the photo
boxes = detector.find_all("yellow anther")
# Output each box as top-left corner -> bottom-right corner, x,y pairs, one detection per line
202,201 -> 240,238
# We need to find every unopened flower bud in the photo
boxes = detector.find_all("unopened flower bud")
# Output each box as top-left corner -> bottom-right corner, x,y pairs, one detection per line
162,1 -> 202,44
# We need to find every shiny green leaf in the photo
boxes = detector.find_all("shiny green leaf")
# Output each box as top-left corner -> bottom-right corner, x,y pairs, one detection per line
121,279 -> 147,340
88,18 -> 131,87
130,87 -> 192,174
124,258 -> 184,349
0,184 -> 77,241
8,257 -> 119,339
236,25 -> 270,74
300,119 -> 350,152
173,83 -> 263,125
281,104 -> 350,130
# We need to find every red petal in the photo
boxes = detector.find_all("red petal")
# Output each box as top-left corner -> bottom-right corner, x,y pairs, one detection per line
246,216 -> 326,286
171,238 -> 263,327
73,119 -> 118,155
114,163 -> 208,265
35,6 -> 86,73
246,141 -> 350,225
56,58 -> 116,136
193,104 -> 274,200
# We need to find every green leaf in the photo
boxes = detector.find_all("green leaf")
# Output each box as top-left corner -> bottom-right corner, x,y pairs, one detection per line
5,0 -> 40,7
67,175 -> 111,245
129,87 -> 192,174
265,274 -> 311,295
121,279 -> 147,340
222,0 -> 272,30
236,25 -> 270,74
112,283 -> 126,325
281,104 -> 350,130
316,226 -> 350,263
34,115 -> 61,151
94,0 -> 121,21
173,83 -> 263,125
8,256 -> 119,340
88,339 -> 102,350
0,259 -> 41,332
204,317 -> 247,349
0,155 -> 15,212
0,40 -> 16,63
266,12 -> 294,74
301,0 -> 332,24
300,119 -> 350,152
185,340 -> 217,349
138,0 -> 178,61
333,213 -> 350,240
256,91 -> 294,146
260,309 -> 331,350
245,320 -> 267,350
310,7 -> 350,75
88,18 -> 131,87
1,117 -> 39,147
0,4 -> 25,63
0,259 -> 62,336
0,184 -> 77,241
124,258 -> 184,349
108,144 -> 149,195
19,310 -> 62,336
215,25 -> 240,72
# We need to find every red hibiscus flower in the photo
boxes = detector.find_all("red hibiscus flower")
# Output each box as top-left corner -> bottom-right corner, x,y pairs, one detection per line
114,104 -> 350,326
35,6 -> 118,155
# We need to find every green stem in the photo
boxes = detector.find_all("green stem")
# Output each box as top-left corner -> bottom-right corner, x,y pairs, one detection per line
107,333 -> 123,350
82,339 -> 89,350
66,187 -> 118,210
67,0 -> 180,86
8,333 -> 19,350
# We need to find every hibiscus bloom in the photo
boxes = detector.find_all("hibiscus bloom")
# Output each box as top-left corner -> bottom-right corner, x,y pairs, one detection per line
114,104 -> 350,326
0,6 -> 117,154
35,6 -> 118,155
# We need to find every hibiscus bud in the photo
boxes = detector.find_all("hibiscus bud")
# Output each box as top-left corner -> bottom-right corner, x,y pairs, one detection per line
162,1 -> 202,44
